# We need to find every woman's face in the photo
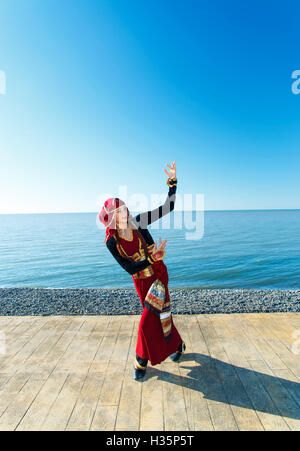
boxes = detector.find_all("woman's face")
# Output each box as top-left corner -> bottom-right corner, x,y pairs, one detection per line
115,205 -> 129,228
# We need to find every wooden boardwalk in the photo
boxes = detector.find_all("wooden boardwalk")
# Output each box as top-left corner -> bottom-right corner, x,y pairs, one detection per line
0,313 -> 299,431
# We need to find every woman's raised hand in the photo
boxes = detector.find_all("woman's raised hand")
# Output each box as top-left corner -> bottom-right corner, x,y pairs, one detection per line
164,161 -> 176,180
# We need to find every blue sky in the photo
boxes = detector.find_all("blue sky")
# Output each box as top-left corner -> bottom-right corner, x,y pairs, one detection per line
0,0 -> 299,213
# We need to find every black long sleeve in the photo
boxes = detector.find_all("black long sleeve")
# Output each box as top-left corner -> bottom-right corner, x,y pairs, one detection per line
106,235 -> 154,275
131,179 -> 177,229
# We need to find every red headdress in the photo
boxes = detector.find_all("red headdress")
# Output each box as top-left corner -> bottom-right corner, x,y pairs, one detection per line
98,197 -> 129,243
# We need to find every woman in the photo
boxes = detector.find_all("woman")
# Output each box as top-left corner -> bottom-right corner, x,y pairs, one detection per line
99,161 -> 186,380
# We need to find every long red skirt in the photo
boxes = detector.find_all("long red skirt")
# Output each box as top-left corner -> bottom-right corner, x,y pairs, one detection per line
132,260 -> 182,366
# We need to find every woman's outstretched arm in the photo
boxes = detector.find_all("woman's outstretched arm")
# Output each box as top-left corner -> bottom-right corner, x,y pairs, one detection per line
131,161 -> 177,229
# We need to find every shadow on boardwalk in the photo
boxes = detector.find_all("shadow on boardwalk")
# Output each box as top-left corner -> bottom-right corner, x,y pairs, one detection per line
146,353 -> 300,421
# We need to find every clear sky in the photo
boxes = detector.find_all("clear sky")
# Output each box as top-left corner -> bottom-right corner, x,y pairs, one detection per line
0,0 -> 299,214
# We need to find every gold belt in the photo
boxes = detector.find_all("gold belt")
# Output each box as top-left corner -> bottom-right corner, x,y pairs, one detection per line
132,266 -> 155,279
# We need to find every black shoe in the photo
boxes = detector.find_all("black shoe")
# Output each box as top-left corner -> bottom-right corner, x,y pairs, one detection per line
170,341 -> 186,362
133,354 -> 148,381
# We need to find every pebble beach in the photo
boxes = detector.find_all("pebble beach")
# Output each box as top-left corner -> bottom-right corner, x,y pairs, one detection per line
0,287 -> 299,316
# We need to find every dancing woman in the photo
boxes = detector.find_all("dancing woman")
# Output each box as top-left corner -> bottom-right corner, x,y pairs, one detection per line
99,161 -> 186,380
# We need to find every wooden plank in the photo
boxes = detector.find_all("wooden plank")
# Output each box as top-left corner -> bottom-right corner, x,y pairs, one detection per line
110,318 -> 135,364
39,373 -> 86,431
0,376 -> 46,431
196,316 -> 239,431
245,316 -> 297,360
54,319 -> 98,373
216,315 -> 264,361
0,318 -> 53,374
161,361 -> 190,431
120,316 -> 163,431
239,317 -> 289,370
115,369 -> 142,431
0,376 -> 10,390
98,361 -> 126,406
16,318 -> 71,379
89,318 -> 126,374
209,315 -> 292,431
207,316 -> 264,431
0,317 -> 36,335
90,405 -> 118,431
233,363 -> 290,430
197,315 -> 226,359
11,319 -> 59,362
0,373 -> 32,418
91,318 -> 123,371
94,317 -> 128,408
175,315 -> 214,431
66,373 -> 105,431
286,314 -> 300,330
72,320 -> 106,374
126,318 -> 139,371
42,317 -> 85,367
16,371 -> 69,431
0,372 -> 31,395
24,318 -> 71,361
272,368 -> 300,407
140,368 -> 164,431
248,359 -> 300,431
91,317 -> 131,432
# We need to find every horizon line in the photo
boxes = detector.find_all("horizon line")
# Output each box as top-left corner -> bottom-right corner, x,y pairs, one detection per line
1,208 -> 300,215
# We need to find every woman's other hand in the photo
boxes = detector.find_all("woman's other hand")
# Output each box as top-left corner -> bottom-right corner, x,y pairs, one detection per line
152,237 -> 167,261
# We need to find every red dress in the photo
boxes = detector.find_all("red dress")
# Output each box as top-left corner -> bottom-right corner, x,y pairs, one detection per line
117,228 -> 182,366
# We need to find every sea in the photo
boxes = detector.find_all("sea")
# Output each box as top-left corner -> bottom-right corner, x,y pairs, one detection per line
0,210 -> 299,289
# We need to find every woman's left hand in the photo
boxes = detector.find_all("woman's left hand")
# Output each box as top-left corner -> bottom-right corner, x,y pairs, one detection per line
152,237 -> 167,260
164,161 -> 176,180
